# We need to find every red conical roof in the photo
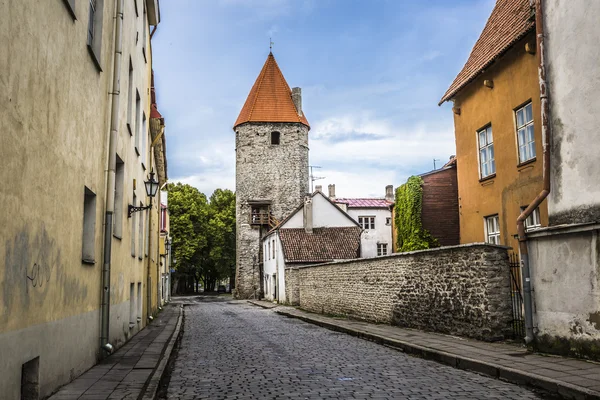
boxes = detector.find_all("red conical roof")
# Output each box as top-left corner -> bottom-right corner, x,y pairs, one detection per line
234,53 -> 309,129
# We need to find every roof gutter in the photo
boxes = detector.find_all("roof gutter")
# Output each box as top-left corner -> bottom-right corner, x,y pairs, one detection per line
517,0 -> 550,345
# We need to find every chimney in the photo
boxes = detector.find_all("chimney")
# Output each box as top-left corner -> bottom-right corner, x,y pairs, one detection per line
292,87 -> 302,116
385,185 -> 394,202
315,185 -> 322,193
303,195 -> 313,234
328,184 -> 336,200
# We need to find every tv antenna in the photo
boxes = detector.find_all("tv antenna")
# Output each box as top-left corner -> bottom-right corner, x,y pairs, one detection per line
309,166 -> 325,192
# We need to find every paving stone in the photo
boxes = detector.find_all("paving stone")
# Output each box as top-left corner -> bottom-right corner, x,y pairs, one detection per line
164,297 -> 542,399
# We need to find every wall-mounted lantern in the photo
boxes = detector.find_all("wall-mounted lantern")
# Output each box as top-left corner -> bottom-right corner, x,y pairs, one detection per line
128,170 -> 160,218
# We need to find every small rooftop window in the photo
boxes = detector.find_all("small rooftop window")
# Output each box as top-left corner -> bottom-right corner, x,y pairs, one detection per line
271,131 -> 280,145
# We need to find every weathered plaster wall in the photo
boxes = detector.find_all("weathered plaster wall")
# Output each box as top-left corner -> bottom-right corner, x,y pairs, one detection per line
235,122 -> 309,299
0,0 -> 160,397
527,225 -> 600,360
543,1 -> 600,225
286,244 -> 513,341
452,33 -> 548,250
345,208 -> 392,258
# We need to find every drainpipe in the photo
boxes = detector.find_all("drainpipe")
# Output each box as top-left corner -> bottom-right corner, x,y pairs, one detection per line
101,0 -> 124,353
517,0 -> 551,345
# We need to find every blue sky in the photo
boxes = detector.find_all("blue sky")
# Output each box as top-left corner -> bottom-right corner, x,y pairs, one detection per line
152,0 -> 494,198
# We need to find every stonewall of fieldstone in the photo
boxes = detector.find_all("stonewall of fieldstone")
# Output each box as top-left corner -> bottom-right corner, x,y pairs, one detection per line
285,243 -> 513,341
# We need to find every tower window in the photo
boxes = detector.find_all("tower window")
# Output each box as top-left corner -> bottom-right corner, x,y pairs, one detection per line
271,131 -> 280,145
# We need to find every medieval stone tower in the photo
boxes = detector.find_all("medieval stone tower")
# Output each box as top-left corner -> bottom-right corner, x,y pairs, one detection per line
233,53 -> 310,299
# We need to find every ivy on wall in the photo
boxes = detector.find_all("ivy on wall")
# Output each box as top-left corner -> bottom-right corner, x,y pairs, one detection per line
394,176 -> 439,252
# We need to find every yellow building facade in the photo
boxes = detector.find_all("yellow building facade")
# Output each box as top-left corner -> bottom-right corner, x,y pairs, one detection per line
441,1 -> 548,251
0,1 -> 166,398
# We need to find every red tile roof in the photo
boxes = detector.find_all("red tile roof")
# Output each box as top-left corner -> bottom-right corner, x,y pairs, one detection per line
279,227 -> 362,263
234,53 -> 309,128
439,0 -> 535,105
335,198 -> 393,208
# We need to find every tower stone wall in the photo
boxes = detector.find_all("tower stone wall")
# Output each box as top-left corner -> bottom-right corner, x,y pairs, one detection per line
234,122 -> 309,299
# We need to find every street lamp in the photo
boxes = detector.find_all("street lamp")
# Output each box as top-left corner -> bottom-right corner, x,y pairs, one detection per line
128,170 -> 160,218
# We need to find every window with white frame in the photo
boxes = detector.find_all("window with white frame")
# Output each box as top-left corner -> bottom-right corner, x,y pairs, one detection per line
358,216 -> 375,230
521,206 -> 541,230
478,126 -> 495,178
516,102 -> 535,163
485,215 -> 500,245
377,243 -> 388,256
385,217 -> 392,226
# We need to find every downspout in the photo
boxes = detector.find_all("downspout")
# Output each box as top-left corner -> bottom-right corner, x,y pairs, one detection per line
517,0 -> 551,345
101,0 -> 124,353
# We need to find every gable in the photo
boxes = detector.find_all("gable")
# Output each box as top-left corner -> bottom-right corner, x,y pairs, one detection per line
281,192 -> 359,229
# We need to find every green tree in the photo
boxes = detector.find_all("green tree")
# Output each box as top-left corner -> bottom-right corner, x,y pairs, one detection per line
394,176 -> 439,252
206,189 -> 236,291
168,184 -> 236,293
168,183 -> 209,293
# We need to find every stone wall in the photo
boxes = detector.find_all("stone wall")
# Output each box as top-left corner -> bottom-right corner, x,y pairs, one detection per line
286,244 -> 512,341
235,122 -> 309,299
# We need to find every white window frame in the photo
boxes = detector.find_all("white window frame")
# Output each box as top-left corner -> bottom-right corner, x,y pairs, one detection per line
515,102 -> 536,163
377,243 -> 388,256
358,216 -> 375,230
477,125 -> 495,179
484,214 -> 500,245
521,206 -> 542,230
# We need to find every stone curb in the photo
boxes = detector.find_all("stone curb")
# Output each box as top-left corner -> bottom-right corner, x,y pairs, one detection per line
247,300 -> 279,309
140,305 -> 184,400
274,309 -> 600,400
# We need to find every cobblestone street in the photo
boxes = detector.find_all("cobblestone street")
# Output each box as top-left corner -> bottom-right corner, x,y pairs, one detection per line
163,297 -> 543,399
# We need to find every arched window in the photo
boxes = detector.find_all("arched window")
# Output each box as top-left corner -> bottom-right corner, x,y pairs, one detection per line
271,131 -> 280,145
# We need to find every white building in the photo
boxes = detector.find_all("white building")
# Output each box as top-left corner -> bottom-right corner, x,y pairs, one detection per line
330,185 -> 395,258
262,191 -> 362,303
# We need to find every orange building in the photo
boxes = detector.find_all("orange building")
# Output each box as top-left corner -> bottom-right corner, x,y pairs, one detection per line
439,0 -> 547,250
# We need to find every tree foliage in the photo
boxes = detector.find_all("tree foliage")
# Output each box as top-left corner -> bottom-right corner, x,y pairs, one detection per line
167,183 -> 236,293
394,176 -> 439,252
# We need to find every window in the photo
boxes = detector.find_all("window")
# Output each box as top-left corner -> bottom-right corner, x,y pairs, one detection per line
138,201 -> 144,259
63,0 -> 76,19
144,209 -> 149,256
135,90 -> 141,155
272,239 -> 275,259
141,113 -> 147,168
268,241 -> 271,260
87,0 -> 104,70
142,3 -> 147,62
478,126 -> 495,178
271,131 -> 280,145
358,216 -> 375,230
377,243 -> 388,256
127,59 -> 133,134
250,205 -> 270,225
113,156 -> 124,238
134,0 -> 139,17
385,217 -> 392,226
137,282 -> 142,321
21,357 -> 40,400
522,206 -> 541,230
485,215 -> 500,245
129,283 -> 135,325
516,102 -> 535,163
131,193 -> 137,257
82,187 -> 97,263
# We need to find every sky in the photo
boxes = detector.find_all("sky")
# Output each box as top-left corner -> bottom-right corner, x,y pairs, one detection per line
152,0 -> 495,198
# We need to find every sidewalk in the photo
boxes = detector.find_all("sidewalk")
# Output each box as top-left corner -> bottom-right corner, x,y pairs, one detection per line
49,303 -> 182,400
248,300 -> 600,400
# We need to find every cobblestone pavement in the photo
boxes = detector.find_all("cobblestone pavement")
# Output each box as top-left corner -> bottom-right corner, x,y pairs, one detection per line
164,297 -> 542,399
